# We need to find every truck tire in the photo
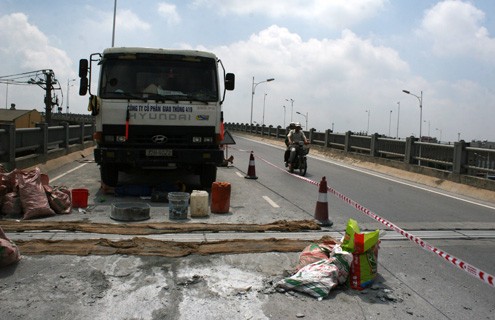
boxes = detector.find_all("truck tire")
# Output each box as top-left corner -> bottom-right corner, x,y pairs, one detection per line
100,164 -> 119,187
200,164 -> 217,189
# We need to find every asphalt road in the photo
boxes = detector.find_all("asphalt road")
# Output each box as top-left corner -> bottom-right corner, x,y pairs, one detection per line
1,134 -> 494,320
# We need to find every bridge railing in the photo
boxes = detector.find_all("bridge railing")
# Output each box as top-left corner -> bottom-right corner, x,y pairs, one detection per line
226,123 -> 495,190
0,122 -> 95,171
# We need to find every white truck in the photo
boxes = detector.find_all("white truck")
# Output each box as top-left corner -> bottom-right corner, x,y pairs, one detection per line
78,47 -> 235,187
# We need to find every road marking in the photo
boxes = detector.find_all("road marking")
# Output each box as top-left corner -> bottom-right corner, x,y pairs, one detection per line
237,135 -> 495,211
263,196 -> 280,208
50,163 -> 88,183
235,171 -> 244,178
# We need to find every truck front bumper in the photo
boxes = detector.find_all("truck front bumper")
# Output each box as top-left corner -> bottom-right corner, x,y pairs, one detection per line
94,147 -> 224,167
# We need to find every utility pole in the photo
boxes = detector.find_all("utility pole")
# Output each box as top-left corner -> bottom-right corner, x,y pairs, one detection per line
44,71 -> 54,124
2,69 -> 61,123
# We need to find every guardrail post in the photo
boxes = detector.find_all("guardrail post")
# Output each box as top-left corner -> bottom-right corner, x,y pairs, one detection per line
79,122 -> 85,148
62,122 -> 70,151
370,133 -> 378,157
276,126 -> 281,139
36,122 -> 48,162
344,131 -> 351,152
453,140 -> 467,174
404,136 -> 414,164
309,128 -> 316,144
0,123 -> 16,170
324,129 -> 331,148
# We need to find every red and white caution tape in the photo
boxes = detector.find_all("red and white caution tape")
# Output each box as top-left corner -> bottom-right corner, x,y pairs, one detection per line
234,147 -> 495,288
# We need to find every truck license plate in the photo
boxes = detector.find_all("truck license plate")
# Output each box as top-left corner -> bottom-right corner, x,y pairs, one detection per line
146,149 -> 172,157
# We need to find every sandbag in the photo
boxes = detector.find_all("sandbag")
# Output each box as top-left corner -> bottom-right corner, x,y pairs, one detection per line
276,246 -> 352,299
341,218 -> 380,290
1,192 -> 22,217
0,168 -> 20,194
17,168 -> 55,220
295,238 -> 337,272
44,185 -> 72,214
0,226 -> 21,267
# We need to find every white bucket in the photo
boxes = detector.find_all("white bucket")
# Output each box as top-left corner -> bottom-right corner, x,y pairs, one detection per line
190,190 -> 209,218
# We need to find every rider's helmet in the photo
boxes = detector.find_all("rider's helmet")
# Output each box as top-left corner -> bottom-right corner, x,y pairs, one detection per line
288,122 -> 296,129
295,122 -> 302,129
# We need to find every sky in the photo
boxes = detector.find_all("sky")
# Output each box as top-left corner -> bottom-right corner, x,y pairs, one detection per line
0,0 -> 494,143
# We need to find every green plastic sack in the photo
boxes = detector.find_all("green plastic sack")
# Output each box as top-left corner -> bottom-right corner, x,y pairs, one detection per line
341,218 -> 379,254
341,219 -> 380,290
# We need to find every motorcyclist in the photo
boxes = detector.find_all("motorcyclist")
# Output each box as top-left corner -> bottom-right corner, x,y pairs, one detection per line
284,122 -> 296,166
287,122 -> 309,171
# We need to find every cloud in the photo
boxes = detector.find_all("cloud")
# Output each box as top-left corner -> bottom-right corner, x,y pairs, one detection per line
158,2 -> 181,25
117,9 -> 151,31
419,0 -> 495,62
0,13 -> 75,112
192,0 -> 386,28
209,25 -> 410,134
0,13 -> 72,74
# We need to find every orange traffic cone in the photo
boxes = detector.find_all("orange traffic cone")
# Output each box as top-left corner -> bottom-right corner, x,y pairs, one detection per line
314,176 -> 333,227
245,151 -> 258,179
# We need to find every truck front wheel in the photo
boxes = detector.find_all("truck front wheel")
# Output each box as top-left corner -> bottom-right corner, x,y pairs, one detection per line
100,164 -> 119,187
200,164 -> 217,189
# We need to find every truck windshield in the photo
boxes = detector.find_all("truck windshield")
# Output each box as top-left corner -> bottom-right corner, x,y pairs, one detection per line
99,56 -> 218,102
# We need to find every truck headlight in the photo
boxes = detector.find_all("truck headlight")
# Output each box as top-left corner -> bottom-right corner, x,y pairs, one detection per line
203,137 -> 213,143
192,137 -> 202,143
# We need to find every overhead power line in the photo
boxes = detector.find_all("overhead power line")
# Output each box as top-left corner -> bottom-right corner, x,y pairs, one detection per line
0,69 -> 62,123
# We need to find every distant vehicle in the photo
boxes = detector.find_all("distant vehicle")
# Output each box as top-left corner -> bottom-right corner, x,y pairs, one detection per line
288,141 -> 309,176
421,136 -> 438,143
78,47 -> 235,187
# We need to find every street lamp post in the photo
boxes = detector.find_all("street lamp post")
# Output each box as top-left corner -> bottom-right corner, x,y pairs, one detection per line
262,93 -> 267,126
436,128 -> 442,143
402,90 -> 423,139
112,0 -> 117,47
403,89 -> 423,165
250,77 -> 274,125
286,98 -> 294,122
388,110 -> 393,137
396,101 -> 400,138
424,120 -> 431,137
365,109 -> 370,135
5,81 -> 9,109
66,78 -> 76,113
296,111 -> 308,130
282,105 -> 286,128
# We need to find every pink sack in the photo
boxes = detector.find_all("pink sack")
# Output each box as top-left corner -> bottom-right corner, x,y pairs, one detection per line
1,192 -> 22,217
0,226 -> 21,267
17,168 -> 55,220
44,185 -> 72,214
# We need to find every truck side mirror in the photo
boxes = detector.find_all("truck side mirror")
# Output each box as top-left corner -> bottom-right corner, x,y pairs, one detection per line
79,59 -> 88,78
225,73 -> 235,91
79,77 -> 88,96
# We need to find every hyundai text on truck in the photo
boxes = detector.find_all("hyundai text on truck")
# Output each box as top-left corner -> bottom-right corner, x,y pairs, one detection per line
78,47 -> 235,187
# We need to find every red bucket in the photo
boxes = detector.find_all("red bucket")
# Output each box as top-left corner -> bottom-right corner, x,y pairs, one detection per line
71,188 -> 89,208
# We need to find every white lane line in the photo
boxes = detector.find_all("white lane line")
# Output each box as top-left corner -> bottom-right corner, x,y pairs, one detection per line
50,163 -> 88,183
236,171 -> 244,178
263,196 -> 280,208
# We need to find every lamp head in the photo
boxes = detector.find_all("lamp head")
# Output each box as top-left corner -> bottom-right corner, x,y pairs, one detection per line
402,90 -> 410,94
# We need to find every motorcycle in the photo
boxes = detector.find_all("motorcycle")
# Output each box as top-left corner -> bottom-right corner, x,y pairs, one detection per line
288,141 -> 309,176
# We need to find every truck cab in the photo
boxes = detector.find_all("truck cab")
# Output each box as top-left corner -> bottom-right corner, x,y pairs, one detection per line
79,47 -> 235,188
